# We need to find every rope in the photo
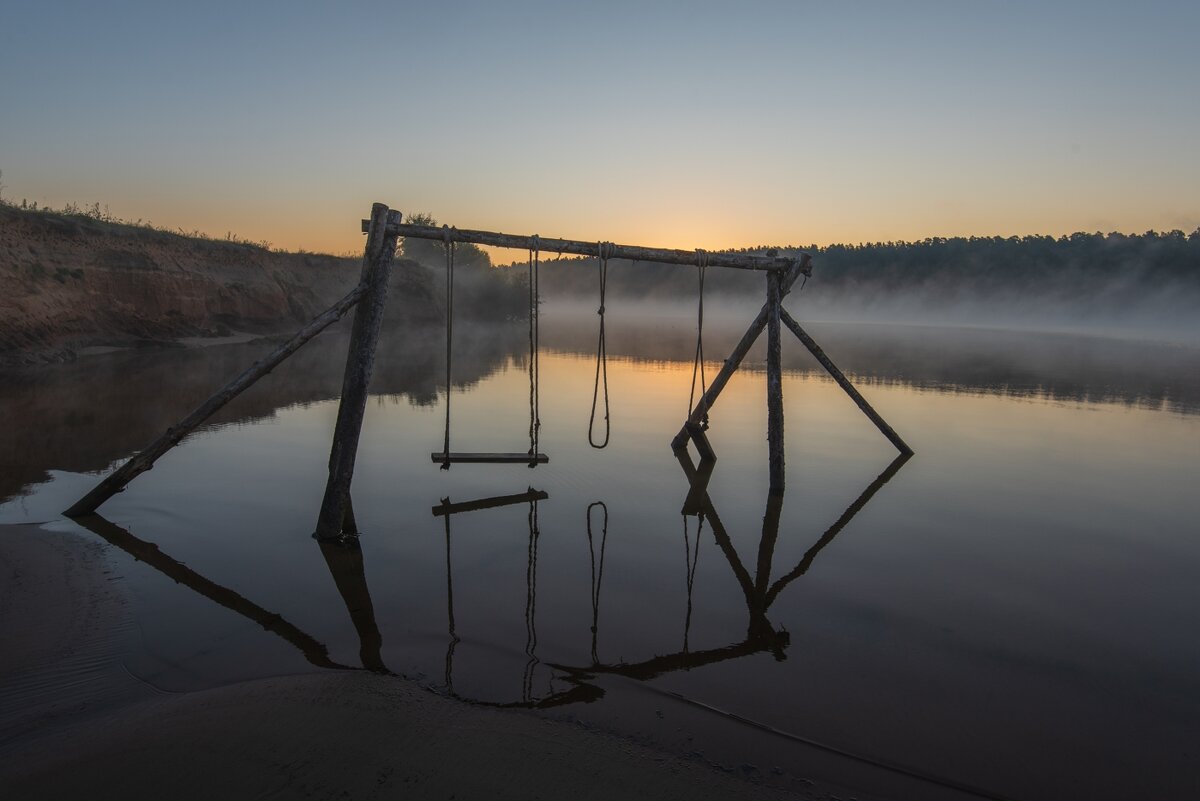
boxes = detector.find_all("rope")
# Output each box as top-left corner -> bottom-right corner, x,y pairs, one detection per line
682,511 -> 703,655
588,242 -> 612,448
443,507 -> 458,692
440,226 -> 455,470
586,501 -> 608,665
523,496 -> 541,702
688,249 -> 710,429
528,238 -> 541,466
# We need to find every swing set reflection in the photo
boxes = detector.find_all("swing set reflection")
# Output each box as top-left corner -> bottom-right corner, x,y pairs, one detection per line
435,444 -> 910,708
67,444 -> 908,709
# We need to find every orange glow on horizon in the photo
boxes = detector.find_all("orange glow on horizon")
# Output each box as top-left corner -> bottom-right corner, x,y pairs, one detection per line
11,187 -> 1196,260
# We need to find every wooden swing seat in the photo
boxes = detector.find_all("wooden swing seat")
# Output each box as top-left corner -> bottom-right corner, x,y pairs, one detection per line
431,452 -> 549,464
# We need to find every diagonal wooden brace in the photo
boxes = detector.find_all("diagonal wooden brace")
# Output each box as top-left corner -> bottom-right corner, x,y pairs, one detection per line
64,282 -> 370,517
670,255 -> 811,451
779,307 -> 913,456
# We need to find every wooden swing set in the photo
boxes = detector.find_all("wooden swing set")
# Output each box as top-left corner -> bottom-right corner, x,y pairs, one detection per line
63,202 -> 913,539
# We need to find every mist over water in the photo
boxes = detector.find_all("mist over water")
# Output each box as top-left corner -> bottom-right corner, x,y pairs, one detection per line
539,299 -> 1200,415
525,228 -> 1200,345
537,270 -> 1200,345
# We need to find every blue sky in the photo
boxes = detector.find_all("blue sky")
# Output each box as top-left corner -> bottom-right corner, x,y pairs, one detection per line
2,1 -> 1197,253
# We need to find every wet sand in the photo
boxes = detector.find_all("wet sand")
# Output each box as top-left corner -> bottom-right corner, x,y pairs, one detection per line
0,523 -> 862,801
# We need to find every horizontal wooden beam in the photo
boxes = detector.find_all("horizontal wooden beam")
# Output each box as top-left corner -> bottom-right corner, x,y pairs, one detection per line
365,219 -> 811,274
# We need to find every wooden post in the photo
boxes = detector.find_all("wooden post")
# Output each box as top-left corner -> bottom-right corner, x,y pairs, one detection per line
779,308 -> 914,456
766,270 -> 785,494
64,282 -> 370,517
315,204 -> 401,540
670,255 -> 811,450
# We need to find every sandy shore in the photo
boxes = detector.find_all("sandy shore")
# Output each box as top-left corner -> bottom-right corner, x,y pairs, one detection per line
0,523 -> 861,801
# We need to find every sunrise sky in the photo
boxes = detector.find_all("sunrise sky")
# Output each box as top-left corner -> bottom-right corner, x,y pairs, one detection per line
3,1 -> 1198,256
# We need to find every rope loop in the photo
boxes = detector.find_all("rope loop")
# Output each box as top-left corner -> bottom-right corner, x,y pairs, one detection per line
586,501 -> 608,664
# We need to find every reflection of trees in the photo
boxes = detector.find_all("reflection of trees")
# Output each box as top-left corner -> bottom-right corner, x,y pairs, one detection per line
532,230 -> 1200,306
400,214 -> 528,324
0,322 -> 526,503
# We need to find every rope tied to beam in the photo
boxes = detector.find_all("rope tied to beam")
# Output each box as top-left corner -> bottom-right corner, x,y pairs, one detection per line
588,242 -> 612,448
440,225 -> 456,470
688,249 -> 711,430
528,237 -> 541,467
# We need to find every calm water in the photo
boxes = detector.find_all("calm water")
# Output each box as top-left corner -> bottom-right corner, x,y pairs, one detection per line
2,312 -> 1199,801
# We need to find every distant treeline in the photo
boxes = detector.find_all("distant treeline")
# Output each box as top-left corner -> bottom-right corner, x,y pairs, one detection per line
400,214 -> 527,321
495,229 -> 1200,301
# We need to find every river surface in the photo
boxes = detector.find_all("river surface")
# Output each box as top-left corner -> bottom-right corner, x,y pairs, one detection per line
2,309 -> 1198,801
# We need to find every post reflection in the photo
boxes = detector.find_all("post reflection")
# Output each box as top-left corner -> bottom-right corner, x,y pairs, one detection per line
71,512 -> 385,673
317,533 -> 387,673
